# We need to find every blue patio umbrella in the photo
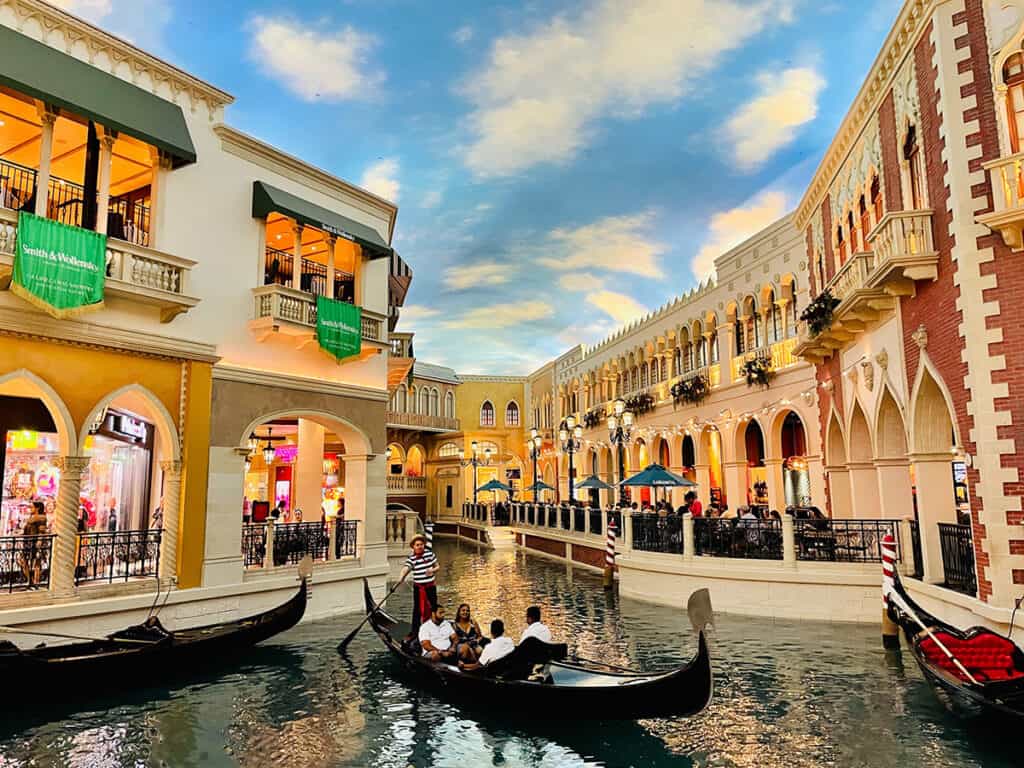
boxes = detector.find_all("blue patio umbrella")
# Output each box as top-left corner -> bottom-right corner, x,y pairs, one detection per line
575,474 -> 615,491
525,480 -> 556,493
619,463 -> 697,488
476,478 -> 515,495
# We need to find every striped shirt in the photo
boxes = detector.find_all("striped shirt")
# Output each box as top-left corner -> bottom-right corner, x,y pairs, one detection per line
405,550 -> 438,584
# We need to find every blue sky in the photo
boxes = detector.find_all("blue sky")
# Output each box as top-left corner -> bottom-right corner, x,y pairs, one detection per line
62,0 -> 900,374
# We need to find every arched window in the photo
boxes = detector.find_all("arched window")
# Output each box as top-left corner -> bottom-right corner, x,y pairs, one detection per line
438,442 -> 460,458
420,388 -> 430,415
406,445 -> 425,477
815,249 -> 825,294
871,175 -> 883,223
673,347 -> 682,377
480,400 -> 495,427
631,367 -> 639,391
640,364 -> 649,388
444,391 -> 455,418
397,384 -> 407,412
505,401 -> 520,427
836,224 -> 847,265
734,316 -> 745,355
409,386 -> 418,413
848,210 -> 858,254
649,360 -> 658,385
709,327 -> 719,363
766,290 -> 780,343
904,125 -> 924,209
1004,52 -> 1024,153
430,388 -> 440,416
859,194 -> 872,250
660,356 -> 668,381
387,443 -> 405,475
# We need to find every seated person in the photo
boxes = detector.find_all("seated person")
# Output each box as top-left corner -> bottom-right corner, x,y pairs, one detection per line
520,605 -> 552,644
418,605 -> 457,662
453,602 -> 485,663
459,619 -> 516,671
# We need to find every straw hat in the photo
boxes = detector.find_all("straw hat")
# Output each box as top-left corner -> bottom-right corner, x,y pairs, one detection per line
409,533 -> 426,548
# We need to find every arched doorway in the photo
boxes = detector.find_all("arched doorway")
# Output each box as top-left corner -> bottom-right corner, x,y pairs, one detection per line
701,426 -> 724,508
681,434 -> 696,482
847,400 -> 875,517
658,439 -> 670,467
742,420 -> 767,507
386,443 -> 405,476
779,412 -> 810,507
875,388 -> 913,519
406,445 -> 425,478
825,412 -> 852,518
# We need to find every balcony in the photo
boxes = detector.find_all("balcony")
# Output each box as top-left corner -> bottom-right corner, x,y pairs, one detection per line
385,409 -> 460,432
386,475 -> 427,494
250,283 -> 388,354
978,152 -> 1024,250
0,206 -> 199,322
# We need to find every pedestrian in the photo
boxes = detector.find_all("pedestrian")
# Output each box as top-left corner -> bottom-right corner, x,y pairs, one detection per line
107,505 -> 118,532
21,501 -> 48,588
685,491 -> 702,518
399,534 -> 439,637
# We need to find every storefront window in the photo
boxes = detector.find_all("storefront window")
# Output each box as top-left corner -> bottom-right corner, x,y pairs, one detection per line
81,409 -> 154,532
2,430 -> 60,535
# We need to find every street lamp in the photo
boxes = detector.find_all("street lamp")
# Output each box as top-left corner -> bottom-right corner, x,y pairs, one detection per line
461,440 -> 493,504
527,427 -> 543,500
607,397 -> 634,504
559,415 -> 583,503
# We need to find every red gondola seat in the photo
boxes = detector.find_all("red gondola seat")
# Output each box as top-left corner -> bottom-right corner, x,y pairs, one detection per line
918,631 -> 1024,683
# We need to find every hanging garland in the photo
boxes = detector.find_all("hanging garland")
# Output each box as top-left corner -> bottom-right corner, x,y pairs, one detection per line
739,357 -> 774,389
625,392 -> 656,415
799,289 -> 841,336
670,374 -> 708,408
582,407 -> 604,429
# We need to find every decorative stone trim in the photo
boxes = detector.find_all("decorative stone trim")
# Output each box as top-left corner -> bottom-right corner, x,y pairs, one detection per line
211,363 -> 389,402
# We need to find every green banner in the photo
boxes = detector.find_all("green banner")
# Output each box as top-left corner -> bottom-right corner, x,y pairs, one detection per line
12,212 -> 106,318
316,295 -> 362,361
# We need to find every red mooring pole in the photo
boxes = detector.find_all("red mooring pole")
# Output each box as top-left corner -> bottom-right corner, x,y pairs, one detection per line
881,532 -> 900,649
604,520 -> 616,590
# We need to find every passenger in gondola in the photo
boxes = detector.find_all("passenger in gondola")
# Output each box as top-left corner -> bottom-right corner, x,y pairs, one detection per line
520,605 -> 552,643
400,534 -> 439,636
418,605 -> 457,662
453,603 -> 485,662
459,619 -> 515,671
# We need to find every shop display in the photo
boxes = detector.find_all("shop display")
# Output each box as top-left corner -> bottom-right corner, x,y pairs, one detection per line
80,409 -> 154,532
1,430 -> 60,535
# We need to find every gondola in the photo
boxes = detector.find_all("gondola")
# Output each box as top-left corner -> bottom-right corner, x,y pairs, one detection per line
886,568 -> 1024,720
0,573 -> 308,700
360,579 -> 714,720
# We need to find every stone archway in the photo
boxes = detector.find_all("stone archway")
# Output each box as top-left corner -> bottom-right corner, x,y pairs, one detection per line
875,387 -> 913,519
847,400 -> 876,518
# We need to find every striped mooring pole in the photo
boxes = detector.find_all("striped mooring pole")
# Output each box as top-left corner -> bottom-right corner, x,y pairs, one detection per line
881,532 -> 900,649
425,522 -> 434,552
603,520 -> 616,590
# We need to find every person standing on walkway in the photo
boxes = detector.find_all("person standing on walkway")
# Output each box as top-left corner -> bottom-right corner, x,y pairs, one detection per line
399,534 -> 439,635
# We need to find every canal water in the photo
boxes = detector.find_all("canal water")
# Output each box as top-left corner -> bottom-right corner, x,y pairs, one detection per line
0,539 -> 1017,767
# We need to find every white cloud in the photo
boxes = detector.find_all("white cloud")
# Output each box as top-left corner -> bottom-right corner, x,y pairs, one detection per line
692,191 -> 790,280
360,158 -> 400,202
453,25 -> 474,45
421,189 -> 443,208
586,290 -> 650,326
444,300 -> 554,329
558,273 -> 604,292
461,0 -> 792,177
442,260 -> 513,291
727,67 -> 826,169
475,203 -> 493,212
397,305 -> 440,327
538,212 -> 665,278
249,17 -> 384,102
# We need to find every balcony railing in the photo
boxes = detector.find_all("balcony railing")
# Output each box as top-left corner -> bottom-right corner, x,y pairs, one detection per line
793,519 -> 899,563
0,534 -> 55,593
385,409 -> 460,432
694,518 -> 783,560
386,475 -> 427,493
829,250 -> 876,304
263,246 -> 355,301
731,345 -> 771,382
0,207 -> 198,322
251,283 -> 388,346
938,522 -> 976,596
76,529 -> 161,585
979,152 -> 1024,250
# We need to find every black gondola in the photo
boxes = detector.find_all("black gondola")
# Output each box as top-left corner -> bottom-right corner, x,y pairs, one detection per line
886,569 -> 1024,719
359,579 -> 714,720
0,576 -> 308,699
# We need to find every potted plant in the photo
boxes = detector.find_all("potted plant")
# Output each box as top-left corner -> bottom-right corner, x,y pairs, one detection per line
739,357 -> 773,389
671,374 -> 708,408
799,289 -> 841,336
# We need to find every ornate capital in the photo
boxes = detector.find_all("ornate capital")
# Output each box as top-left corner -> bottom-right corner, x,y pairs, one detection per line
57,455 -> 92,474
912,325 -> 928,350
160,459 -> 183,476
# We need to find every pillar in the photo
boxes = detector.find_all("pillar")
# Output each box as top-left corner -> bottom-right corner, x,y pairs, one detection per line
51,456 -> 90,594
782,513 -> 796,565
34,104 -> 57,218
912,454 -> 959,584
806,455 -> 827,510
847,461 -> 879,519
159,460 -> 182,585
777,299 -> 791,341
623,512 -> 634,553
291,223 -> 304,290
898,516 -> 916,577
325,235 -> 337,298
695,463 -> 712,508
343,453 -> 387,569
294,419 -> 325,520
95,128 -> 117,235
765,457 -> 785,513
875,458 -> 914,520
682,512 -> 695,560
718,323 -> 735,384
148,148 -> 172,250
825,466 -> 853,518
202,447 -> 248,587
723,460 -> 746,513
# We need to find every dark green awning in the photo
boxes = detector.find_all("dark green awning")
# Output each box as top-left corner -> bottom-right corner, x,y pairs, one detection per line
0,26 -> 196,167
252,181 -> 391,259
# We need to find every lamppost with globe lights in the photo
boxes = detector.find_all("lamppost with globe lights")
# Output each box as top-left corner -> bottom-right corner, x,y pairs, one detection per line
607,398 -> 634,504
559,416 -> 583,503
527,427 -> 543,501
461,440 -> 493,504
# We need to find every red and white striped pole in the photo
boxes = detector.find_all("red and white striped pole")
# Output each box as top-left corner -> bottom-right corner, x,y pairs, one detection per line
881,532 -> 900,649
604,520 -> 616,590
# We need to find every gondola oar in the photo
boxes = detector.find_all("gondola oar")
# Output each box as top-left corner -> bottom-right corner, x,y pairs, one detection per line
0,625 -> 160,646
337,572 -> 407,652
886,585 -> 979,685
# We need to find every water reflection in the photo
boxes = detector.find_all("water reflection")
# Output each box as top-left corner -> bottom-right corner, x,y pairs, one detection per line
0,538 -> 1018,767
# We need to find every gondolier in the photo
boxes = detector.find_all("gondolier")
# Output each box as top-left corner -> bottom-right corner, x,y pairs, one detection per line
399,534 -> 439,635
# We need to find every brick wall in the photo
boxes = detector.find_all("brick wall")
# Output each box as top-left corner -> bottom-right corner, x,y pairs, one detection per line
878,90 -> 904,212
524,534 -> 565,558
822,196 -> 836,281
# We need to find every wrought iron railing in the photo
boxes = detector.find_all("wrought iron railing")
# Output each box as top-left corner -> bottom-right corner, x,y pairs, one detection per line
560,506 -> 571,531
573,506 -> 586,533
76,529 -> 161,585
545,505 -> 555,527
493,504 -> 511,526
908,519 -> 924,579
0,534 -> 55,592
632,514 -> 684,554
794,519 -> 899,563
526,504 -> 536,525
938,522 -> 976,596
589,507 -> 602,535
273,522 -> 329,566
335,520 -> 359,559
694,518 -> 783,560
242,523 -> 267,568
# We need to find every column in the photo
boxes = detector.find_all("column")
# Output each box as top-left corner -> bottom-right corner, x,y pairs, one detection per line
202,447 -> 248,587
898,517 -> 916,577
718,324 -> 735,384
777,299 -> 791,341
147,148 -> 172,250
95,128 -> 117,234
806,455 -> 828,510
158,460 -> 182,585
51,456 -> 90,594
682,512 -> 695,560
723,460 -> 746,512
342,453 -> 387,569
874,458 -> 914,520
294,419 -> 325,520
34,104 -> 58,218
782,513 -> 796,565
694,463 -> 712,508
765,457 -> 785,512
291,223 -> 304,290
912,455 -> 959,584
324,235 -> 337,298
847,461 -> 879,519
